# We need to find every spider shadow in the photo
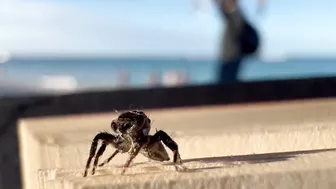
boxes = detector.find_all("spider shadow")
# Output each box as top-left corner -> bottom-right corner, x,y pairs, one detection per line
164,148 -> 336,172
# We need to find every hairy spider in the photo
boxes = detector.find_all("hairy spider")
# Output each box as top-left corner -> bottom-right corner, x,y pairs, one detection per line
83,110 -> 186,177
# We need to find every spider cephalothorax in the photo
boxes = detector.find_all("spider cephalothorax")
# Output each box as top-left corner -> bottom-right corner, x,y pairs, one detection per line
83,110 -> 186,177
110,110 -> 152,151
111,110 -> 151,138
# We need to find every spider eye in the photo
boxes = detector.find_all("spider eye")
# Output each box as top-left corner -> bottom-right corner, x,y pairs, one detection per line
111,121 -> 117,129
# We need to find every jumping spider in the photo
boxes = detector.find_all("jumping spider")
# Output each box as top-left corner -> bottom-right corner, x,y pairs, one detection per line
83,110 -> 187,177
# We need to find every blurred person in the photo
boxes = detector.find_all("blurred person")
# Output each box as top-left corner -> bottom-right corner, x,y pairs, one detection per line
162,71 -> 182,87
116,69 -> 130,88
147,72 -> 161,87
215,0 -> 261,84
178,71 -> 189,85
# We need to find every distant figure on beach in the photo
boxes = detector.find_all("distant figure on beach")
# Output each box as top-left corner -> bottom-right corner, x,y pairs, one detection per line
215,0 -> 261,84
147,72 -> 161,87
116,69 -> 130,88
162,70 -> 189,87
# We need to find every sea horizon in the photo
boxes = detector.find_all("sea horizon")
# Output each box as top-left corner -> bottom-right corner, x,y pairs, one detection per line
0,55 -> 336,96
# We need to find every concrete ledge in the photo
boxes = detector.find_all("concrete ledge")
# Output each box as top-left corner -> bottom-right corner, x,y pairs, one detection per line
3,76 -> 336,189
17,98 -> 336,189
41,149 -> 336,189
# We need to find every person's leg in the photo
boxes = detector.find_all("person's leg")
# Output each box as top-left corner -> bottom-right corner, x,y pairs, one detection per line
218,59 -> 241,83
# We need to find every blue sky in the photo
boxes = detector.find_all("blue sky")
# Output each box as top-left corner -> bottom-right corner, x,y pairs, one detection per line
0,0 -> 336,59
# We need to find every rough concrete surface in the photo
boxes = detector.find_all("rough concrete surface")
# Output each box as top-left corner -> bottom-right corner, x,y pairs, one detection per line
17,98 -> 336,189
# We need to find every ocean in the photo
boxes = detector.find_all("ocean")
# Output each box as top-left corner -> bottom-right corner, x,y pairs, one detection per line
1,57 -> 336,91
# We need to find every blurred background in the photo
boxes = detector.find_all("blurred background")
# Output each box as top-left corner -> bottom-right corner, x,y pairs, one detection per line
0,0 -> 336,96
1,1 -> 336,188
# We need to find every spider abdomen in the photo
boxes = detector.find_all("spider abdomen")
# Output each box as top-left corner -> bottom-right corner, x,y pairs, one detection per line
141,141 -> 170,161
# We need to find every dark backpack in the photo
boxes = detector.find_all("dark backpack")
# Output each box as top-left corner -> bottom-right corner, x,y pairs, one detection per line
240,21 -> 260,55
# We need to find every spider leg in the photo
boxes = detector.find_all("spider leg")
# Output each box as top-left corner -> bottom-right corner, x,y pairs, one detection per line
151,130 -> 187,171
121,144 -> 143,175
91,142 -> 107,175
98,149 -> 119,167
83,132 -> 117,177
